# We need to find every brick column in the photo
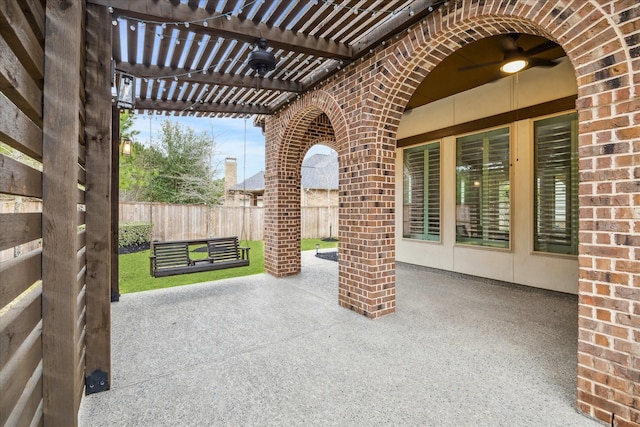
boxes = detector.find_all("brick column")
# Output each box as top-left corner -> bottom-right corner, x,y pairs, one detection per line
338,143 -> 396,318
575,87 -> 640,426
263,117 -> 302,277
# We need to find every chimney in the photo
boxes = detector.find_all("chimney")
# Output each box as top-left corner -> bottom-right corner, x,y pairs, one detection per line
224,157 -> 237,195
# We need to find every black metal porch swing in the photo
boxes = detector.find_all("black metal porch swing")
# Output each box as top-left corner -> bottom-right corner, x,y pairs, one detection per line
149,39 -> 275,277
149,118 -> 252,278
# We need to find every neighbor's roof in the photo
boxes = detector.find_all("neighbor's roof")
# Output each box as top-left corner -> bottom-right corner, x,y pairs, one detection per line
231,170 -> 265,192
90,0 -> 433,118
232,152 -> 338,191
301,152 -> 339,190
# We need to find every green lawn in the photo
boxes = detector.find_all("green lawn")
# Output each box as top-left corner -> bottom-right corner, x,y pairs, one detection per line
119,238 -> 337,294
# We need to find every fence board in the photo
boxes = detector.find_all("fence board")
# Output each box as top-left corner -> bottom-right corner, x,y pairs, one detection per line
0,198 -> 41,213
0,284 -> 42,371
0,322 -> 42,427
78,165 -> 86,186
0,34 -> 42,124
0,212 -> 41,251
0,0 -> 44,80
0,92 -> 43,161
4,361 -> 42,427
17,0 -> 44,41
77,246 -> 86,276
0,249 -> 41,308
0,154 -> 42,198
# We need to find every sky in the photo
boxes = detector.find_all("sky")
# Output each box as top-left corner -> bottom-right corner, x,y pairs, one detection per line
130,114 -> 333,182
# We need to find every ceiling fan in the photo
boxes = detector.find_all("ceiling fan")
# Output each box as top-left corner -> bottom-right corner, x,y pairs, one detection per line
459,34 -> 560,74
248,38 -> 277,76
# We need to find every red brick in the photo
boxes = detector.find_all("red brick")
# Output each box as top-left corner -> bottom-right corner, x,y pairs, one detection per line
596,309 -> 612,322
595,334 -> 610,347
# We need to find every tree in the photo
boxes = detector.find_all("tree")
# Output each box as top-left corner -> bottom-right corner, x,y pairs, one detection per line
150,120 -> 223,205
119,140 -> 157,201
119,110 -> 139,142
118,111 -> 151,201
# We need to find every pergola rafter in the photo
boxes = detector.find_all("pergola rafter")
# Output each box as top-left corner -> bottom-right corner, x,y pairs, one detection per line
116,62 -> 304,93
134,98 -> 271,115
84,0 -> 434,117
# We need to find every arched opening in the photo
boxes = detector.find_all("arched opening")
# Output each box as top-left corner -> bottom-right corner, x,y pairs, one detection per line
396,33 -> 578,293
264,108 -> 343,278
302,144 -> 339,242
392,31 -> 584,411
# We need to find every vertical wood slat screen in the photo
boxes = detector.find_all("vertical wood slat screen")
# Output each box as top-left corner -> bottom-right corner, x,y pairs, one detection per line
0,0 -> 45,425
403,142 -> 440,240
456,127 -> 510,248
534,113 -> 578,255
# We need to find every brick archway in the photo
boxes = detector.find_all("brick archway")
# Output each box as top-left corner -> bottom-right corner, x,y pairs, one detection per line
264,91 -> 347,277
265,1 -> 638,422
359,2 -> 638,425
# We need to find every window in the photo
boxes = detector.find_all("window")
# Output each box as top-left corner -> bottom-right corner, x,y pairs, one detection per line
456,127 -> 510,248
403,142 -> 440,241
534,113 -> 578,255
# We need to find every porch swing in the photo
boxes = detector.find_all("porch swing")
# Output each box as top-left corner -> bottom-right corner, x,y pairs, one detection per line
149,119 -> 251,278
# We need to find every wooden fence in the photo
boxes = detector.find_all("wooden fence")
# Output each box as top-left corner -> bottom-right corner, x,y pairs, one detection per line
119,202 -> 338,242
1,201 -> 338,262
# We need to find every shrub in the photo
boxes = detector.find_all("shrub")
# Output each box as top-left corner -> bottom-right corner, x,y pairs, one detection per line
119,222 -> 152,248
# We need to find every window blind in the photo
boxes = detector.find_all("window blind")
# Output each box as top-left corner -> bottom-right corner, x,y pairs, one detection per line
534,113 -> 578,255
456,127 -> 510,248
403,142 -> 440,240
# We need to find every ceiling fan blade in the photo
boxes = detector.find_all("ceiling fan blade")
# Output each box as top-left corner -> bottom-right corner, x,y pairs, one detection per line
523,40 -> 560,57
499,34 -> 519,51
458,60 -> 503,72
528,58 -> 558,68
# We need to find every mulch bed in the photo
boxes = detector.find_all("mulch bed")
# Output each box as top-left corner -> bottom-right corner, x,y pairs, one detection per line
118,242 -> 150,255
315,251 -> 338,262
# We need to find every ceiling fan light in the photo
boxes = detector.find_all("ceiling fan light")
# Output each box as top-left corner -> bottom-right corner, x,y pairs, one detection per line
500,58 -> 527,73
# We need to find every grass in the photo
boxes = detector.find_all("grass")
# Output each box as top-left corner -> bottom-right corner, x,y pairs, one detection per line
119,238 -> 337,294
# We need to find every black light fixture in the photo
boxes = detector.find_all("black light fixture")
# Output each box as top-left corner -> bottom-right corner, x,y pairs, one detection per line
248,38 -> 276,75
116,73 -> 136,109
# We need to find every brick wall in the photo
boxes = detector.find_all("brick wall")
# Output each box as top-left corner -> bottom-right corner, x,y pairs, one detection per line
264,1 -> 639,424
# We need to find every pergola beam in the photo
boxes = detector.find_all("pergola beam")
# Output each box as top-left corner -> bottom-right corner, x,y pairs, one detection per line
87,0 -> 353,60
116,62 -> 303,93
134,98 -> 271,115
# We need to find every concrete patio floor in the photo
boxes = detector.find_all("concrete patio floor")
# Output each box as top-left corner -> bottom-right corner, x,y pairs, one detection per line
79,251 -> 600,427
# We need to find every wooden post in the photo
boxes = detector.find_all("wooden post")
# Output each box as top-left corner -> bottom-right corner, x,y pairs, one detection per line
42,0 -> 84,425
84,3 -> 112,393
111,107 -> 120,301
